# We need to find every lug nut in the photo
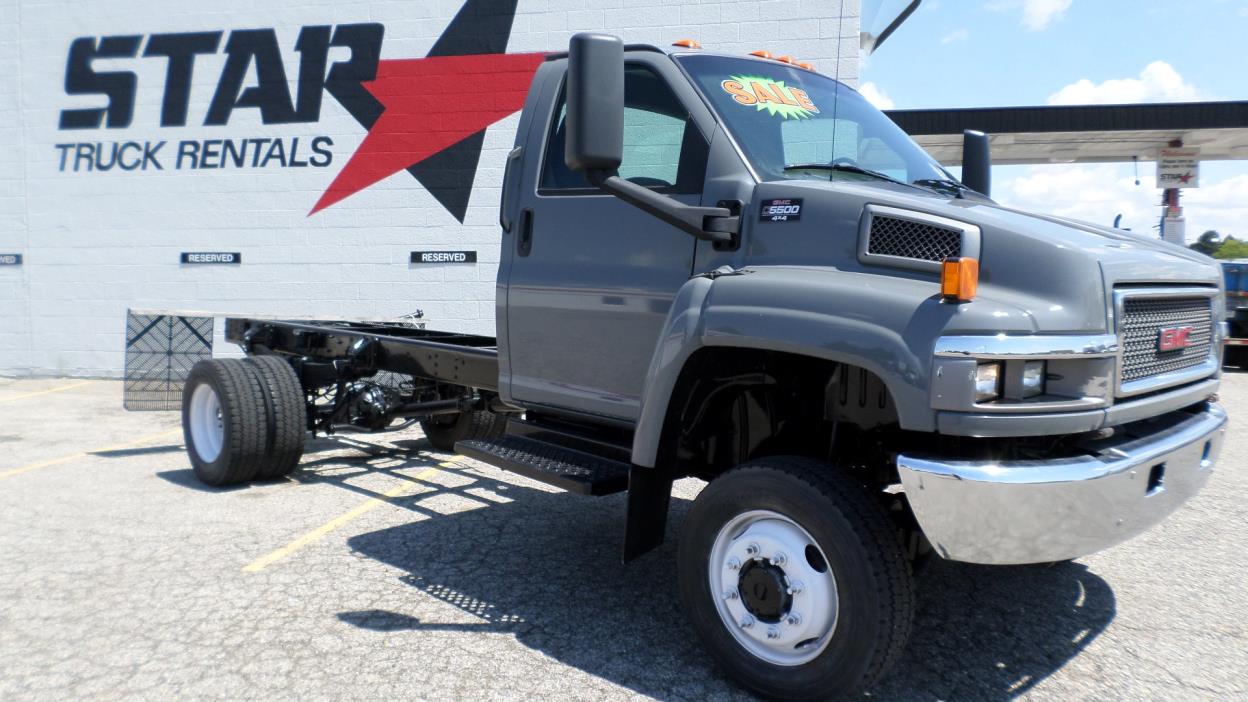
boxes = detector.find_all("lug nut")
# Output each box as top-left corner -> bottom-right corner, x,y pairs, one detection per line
745,542 -> 760,557
785,613 -> 802,626
770,552 -> 787,567
787,580 -> 804,596
726,557 -> 741,571
767,626 -> 781,640
723,589 -> 738,601
740,615 -> 755,629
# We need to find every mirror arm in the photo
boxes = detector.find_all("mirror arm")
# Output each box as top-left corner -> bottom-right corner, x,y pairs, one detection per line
587,169 -> 738,243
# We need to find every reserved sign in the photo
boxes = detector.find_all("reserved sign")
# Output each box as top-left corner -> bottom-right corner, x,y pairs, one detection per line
0,254 -> 20,265
181,252 -> 241,264
411,250 -> 476,264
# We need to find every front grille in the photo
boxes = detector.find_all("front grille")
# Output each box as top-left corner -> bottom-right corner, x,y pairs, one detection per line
1119,296 -> 1214,385
866,216 -> 962,263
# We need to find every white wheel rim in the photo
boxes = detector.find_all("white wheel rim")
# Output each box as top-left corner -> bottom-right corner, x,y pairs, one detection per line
189,384 -> 225,463
708,509 -> 839,666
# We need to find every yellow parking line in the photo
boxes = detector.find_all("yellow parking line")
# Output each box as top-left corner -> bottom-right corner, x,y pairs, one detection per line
242,462 -> 457,573
0,380 -> 95,403
0,427 -> 183,481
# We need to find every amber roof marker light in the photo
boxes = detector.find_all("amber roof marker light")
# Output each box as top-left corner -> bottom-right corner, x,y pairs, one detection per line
941,257 -> 979,302
747,50 -> 815,71
672,39 -> 702,49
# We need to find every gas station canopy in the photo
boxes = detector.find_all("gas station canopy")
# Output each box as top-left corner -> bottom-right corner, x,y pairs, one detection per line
886,100 -> 1248,166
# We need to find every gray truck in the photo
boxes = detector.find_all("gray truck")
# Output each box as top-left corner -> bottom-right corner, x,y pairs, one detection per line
178,34 -> 1229,699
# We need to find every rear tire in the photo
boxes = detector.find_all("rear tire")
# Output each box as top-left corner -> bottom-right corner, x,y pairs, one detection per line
677,456 -> 914,700
182,359 -> 268,486
243,356 -> 307,479
421,410 -> 507,452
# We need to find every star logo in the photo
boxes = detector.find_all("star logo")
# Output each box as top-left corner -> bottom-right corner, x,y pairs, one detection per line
312,0 -> 545,221
1178,171 -> 1194,184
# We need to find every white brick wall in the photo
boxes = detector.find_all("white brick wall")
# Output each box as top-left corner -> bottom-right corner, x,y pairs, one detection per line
1,0 -> 858,377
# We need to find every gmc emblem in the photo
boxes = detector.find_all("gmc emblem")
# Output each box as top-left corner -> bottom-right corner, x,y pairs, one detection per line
1158,326 -> 1195,351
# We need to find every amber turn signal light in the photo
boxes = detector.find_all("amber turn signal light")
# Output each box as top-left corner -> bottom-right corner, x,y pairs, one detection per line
941,257 -> 979,302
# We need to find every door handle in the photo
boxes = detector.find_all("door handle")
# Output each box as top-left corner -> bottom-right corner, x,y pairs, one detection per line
518,208 -> 534,256
499,145 -> 523,232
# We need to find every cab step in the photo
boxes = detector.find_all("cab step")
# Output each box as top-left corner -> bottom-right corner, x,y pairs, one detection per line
455,435 -> 631,496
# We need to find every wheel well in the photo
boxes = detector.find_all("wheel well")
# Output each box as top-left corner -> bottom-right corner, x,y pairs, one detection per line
658,348 -> 901,483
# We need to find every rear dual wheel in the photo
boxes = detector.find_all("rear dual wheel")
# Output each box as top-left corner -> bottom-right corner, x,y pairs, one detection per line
182,357 -> 306,486
678,456 -> 915,700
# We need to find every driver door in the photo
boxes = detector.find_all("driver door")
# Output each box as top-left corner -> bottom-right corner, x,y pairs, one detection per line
504,59 -> 711,421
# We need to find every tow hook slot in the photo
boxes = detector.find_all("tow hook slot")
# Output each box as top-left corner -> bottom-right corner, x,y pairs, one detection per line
1146,463 -> 1166,496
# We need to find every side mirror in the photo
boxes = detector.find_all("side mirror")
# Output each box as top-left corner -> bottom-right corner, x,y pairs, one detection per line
565,33 -> 624,174
961,129 -> 991,197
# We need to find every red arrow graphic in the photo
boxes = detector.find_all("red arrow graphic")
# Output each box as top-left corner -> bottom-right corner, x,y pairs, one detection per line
311,51 -> 546,215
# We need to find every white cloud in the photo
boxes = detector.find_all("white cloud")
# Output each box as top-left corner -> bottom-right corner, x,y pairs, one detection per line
986,0 -> 1073,31
857,81 -> 895,110
941,28 -> 969,44
996,164 -> 1157,233
1183,174 -> 1248,239
1047,61 -> 1205,105
993,164 -> 1248,243
1021,0 -> 1073,30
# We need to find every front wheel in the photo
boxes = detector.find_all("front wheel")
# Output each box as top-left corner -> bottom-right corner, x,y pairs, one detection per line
677,456 -> 915,699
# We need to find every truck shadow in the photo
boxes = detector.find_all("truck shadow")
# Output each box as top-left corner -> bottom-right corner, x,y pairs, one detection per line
342,468 -> 1116,701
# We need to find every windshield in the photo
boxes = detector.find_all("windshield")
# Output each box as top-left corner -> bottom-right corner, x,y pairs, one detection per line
677,54 -> 953,187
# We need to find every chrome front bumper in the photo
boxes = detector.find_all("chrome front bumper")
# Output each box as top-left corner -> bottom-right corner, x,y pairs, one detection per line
897,403 -> 1227,565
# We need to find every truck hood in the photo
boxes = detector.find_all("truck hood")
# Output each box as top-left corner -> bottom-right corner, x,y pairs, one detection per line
798,178 -> 1219,281
749,179 -> 1223,335
959,201 -> 1221,286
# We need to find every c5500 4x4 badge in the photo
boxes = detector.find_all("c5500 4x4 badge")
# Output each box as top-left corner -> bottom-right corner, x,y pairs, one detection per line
760,198 -> 802,222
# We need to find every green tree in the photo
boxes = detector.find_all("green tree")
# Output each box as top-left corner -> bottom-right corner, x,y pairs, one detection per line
1190,230 -> 1222,256
1213,237 -> 1248,260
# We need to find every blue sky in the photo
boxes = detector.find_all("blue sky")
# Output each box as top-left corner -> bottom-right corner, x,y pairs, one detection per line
860,0 -> 1248,241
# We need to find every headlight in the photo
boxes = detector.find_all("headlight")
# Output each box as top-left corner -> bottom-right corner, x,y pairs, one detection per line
1021,360 -> 1046,398
975,362 -> 1001,402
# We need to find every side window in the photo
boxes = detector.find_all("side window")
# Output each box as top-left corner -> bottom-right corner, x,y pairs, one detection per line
541,65 -> 708,193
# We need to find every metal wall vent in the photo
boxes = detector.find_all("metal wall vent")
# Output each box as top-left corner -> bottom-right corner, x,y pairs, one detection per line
857,205 -> 981,273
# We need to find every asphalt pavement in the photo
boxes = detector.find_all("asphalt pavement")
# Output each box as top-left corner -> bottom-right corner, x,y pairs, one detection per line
0,373 -> 1244,700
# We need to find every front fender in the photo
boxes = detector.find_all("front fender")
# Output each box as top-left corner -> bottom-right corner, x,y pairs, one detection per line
631,266 -> 958,467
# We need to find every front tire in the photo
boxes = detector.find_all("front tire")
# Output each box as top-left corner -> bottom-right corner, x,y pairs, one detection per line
677,456 -> 914,700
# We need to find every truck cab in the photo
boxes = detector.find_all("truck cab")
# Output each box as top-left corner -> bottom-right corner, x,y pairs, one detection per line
184,33 -> 1229,700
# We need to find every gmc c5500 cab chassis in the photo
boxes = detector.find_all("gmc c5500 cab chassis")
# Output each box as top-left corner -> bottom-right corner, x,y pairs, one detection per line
180,34 -> 1229,699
